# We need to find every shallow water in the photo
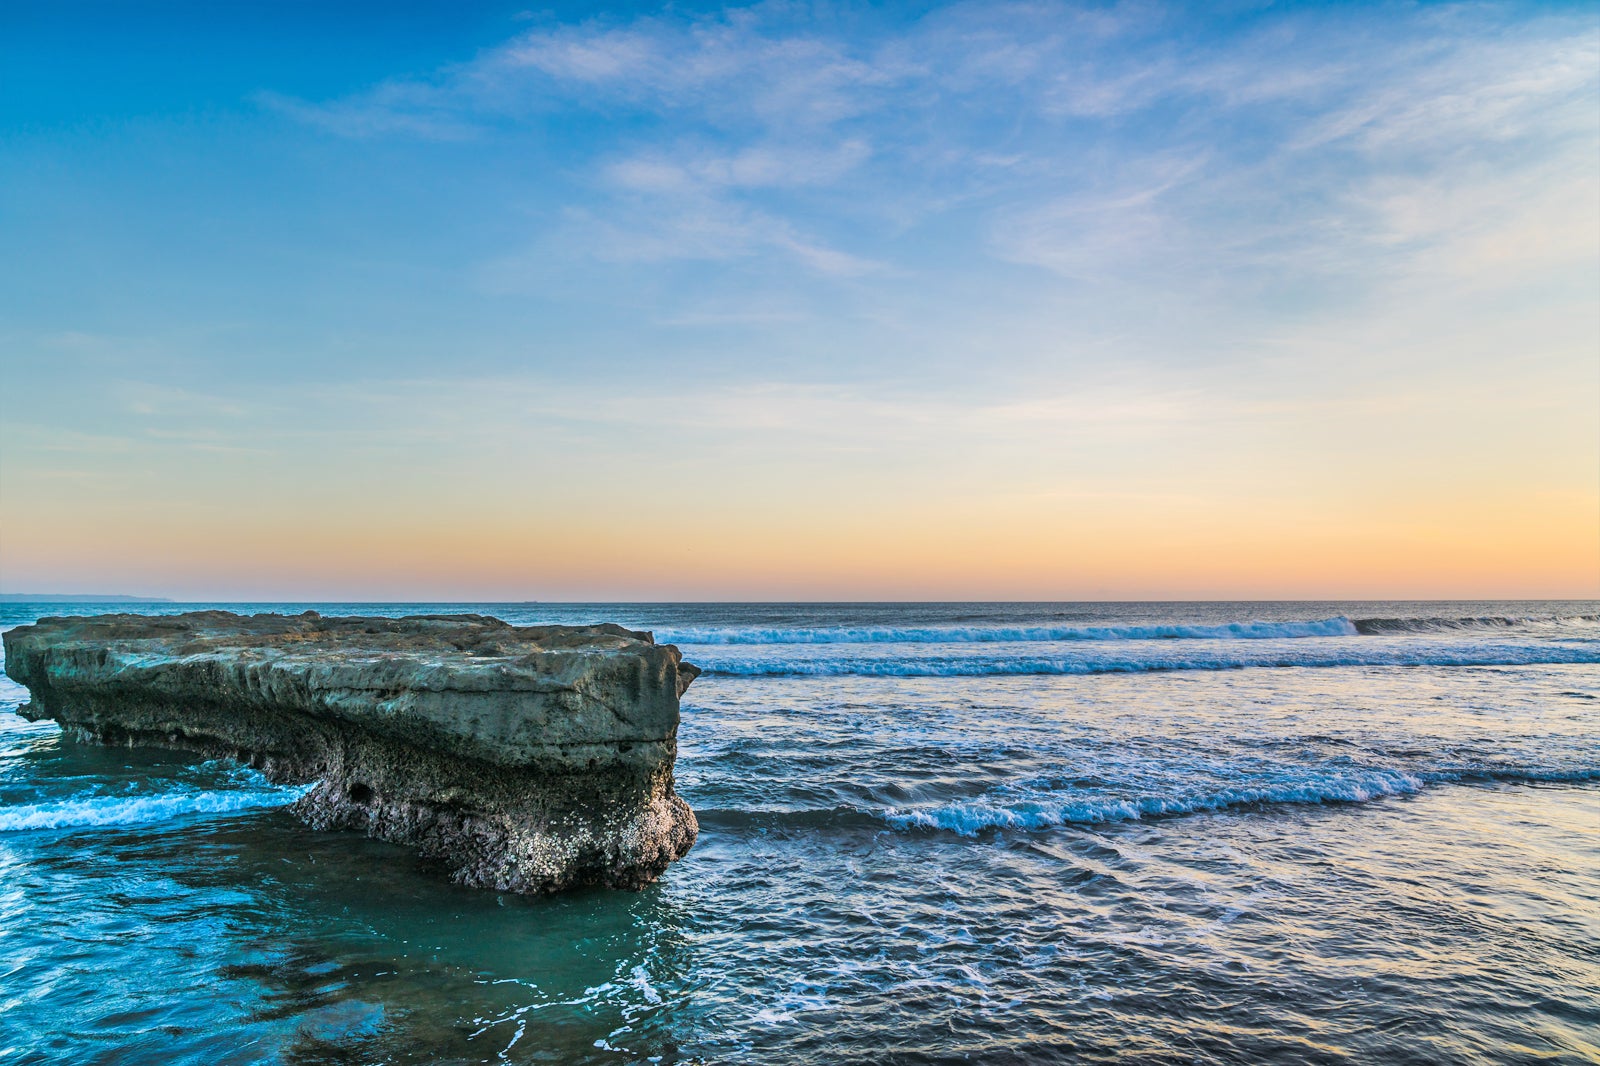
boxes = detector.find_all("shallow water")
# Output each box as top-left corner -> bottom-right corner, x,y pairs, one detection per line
1,601 -> 1597,1064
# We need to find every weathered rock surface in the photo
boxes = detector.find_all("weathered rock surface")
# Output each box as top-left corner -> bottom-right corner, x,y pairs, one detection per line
2,611 -> 701,893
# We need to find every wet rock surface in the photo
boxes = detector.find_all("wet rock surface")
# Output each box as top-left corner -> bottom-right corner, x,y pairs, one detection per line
2,611 -> 700,892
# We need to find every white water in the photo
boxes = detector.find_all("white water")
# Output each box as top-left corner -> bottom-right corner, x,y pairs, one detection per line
657,617 -> 1361,644
2,600 -> 1597,1065
693,637 -> 1600,676
0,777 -> 312,831
881,765 -> 1600,835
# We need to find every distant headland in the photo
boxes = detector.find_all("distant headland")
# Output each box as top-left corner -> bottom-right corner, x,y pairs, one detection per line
0,594 -> 175,603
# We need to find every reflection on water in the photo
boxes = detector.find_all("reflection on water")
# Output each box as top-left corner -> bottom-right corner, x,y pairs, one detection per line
2,602 -> 1598,1063
5,769 -> 1597,1064
1,791 -> 702,1064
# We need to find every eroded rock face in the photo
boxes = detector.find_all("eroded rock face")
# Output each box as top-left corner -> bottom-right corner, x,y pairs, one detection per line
2,611 -> 701,892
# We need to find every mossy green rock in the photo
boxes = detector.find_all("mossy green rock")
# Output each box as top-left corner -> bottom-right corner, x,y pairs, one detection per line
3,611 -> 700,893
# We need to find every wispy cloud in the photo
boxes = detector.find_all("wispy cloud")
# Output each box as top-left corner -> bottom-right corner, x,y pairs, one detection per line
500,16 -> 903,126
9,1 -> 1598,596
263,3 -> 1597,299
255,85 -> 479,140
605,139 -> 872,193
579,138 -> 882,271
988,152 -> 1210,278
564,198 -> 884,275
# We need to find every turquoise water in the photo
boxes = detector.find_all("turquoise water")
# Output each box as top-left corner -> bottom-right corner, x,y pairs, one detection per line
2,601 -> 1598,1064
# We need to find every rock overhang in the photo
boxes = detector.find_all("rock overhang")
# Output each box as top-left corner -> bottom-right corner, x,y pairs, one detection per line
2,610 -> 701,893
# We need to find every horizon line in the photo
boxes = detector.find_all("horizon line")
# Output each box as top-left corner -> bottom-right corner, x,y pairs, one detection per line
5,595 -> 1599,606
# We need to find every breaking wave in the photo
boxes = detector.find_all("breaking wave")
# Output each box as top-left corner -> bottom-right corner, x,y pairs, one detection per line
663,614 -> 1600,646
881,766 -> 1600,836
1352,614 -> 1600,635
0,775 -> 312,832
701,642 -> 1600,677
662,618 -> 1360,645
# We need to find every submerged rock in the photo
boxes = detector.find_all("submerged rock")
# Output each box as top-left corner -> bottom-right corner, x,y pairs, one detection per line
2,611 -> 701,893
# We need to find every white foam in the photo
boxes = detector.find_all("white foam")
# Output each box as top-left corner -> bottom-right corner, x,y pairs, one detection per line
700,642 -> 1600,677
880,766 -> 1600,835
662,617 -> 1360,645
0,634 -> 28,709
0,781 -> 312,831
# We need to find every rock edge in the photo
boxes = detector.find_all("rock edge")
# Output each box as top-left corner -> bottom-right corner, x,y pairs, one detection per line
2,611 -> 701,893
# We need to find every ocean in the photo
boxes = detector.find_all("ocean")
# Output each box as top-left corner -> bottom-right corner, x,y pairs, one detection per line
1,600 -> 1596,1064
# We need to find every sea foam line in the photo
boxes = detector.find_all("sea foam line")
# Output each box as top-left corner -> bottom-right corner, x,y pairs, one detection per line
880,766 -> 1600,835
699,644 -> 1600,677
0,782 -> 312,832
1353,613 -> 1600,635
662,617 -> 1360,645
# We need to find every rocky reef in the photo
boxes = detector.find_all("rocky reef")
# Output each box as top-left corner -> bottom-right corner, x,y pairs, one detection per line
2,611 -> 701,893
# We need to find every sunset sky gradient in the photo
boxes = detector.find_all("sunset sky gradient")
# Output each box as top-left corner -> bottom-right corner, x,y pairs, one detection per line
2,0 -> 1597,600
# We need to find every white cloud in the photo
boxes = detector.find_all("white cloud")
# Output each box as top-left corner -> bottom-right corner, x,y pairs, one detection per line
556,197 -> 882,276
1293,32 -> 1599,153
265,3 -> 1599,294
503,28 -> 661,82
606,140 -> 872,192
988,153 -> 1209,277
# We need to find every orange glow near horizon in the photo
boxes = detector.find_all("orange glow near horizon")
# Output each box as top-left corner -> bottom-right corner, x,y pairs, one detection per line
2,3 -> 1596,603
3,470 -> 1595,601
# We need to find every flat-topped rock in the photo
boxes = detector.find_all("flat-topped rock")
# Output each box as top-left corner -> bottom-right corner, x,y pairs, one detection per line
2,611 -> 701,893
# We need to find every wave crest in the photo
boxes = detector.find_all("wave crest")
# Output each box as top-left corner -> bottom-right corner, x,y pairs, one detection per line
663,617 -> 1359,645
0,778 -> 312,832
882,766 -> 1600,836
701,644 -> 1600,677
1353,614 -> 1600,635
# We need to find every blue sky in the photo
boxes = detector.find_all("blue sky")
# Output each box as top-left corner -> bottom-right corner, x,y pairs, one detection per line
2,1 -> 1596,599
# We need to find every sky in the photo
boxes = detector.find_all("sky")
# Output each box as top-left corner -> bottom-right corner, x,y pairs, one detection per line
1,0 -> 1596,601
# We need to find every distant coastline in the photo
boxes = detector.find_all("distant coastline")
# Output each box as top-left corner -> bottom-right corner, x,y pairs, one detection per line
0,594 -> 175,603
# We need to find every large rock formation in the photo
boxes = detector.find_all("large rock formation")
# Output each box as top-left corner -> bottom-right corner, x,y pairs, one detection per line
2,611 -> 700,893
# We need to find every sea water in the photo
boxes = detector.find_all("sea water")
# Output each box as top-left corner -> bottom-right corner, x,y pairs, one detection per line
0,601 -> 1596,1064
